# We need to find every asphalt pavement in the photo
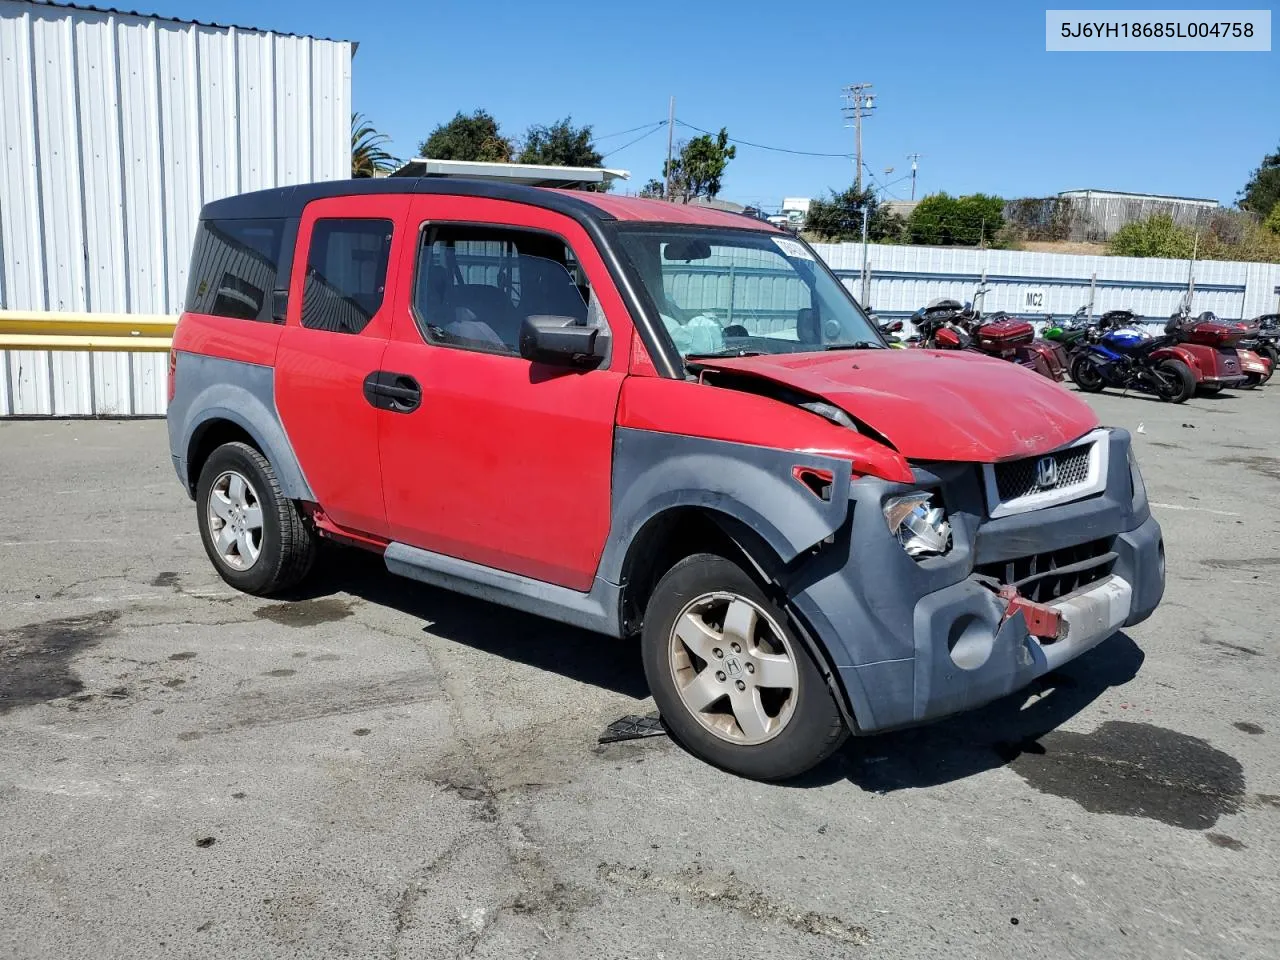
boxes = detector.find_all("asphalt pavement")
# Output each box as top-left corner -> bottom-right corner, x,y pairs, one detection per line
1,387 -> 1277,960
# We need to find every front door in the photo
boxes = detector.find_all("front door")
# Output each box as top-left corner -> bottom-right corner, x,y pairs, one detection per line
275,196 -> 405,537
377,196 -> 632,591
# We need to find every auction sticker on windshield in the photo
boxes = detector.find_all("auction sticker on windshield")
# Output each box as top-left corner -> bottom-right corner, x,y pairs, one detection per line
773,237 -> 815,260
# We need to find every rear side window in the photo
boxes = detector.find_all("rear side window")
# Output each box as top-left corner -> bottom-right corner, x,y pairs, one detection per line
300,219 -> 394,335
184,218 -> 285,322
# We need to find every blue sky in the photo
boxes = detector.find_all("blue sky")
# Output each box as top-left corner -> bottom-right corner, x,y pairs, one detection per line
150,0 -> 1277,208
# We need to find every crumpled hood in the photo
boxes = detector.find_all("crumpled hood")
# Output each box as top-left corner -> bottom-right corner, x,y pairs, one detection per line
695,349 -> 1099,462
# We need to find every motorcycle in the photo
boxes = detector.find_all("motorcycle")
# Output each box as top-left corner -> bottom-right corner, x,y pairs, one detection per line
911,299 -> 1066,381
1246,314 -> 1280,383
1041,307 -> 1094,353
1069,313 -> 1197,403
876,317 -> 909,349
1164,308 -> 1254,393
1227,316 -> 1276,386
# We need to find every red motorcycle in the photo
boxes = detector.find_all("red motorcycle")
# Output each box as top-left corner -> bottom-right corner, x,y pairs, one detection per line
1219,318 -> 1273,387
910,300 -> 1067,381
1164,310 -> 1257,393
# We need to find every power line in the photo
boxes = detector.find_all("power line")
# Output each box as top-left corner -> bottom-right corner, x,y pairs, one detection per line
600,121 -> 669,158
590,120 -> 667,143
673,119 -> 854,158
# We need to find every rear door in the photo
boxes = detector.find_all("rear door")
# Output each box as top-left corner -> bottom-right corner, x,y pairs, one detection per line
377,195 -> 634,591
275,196 -> 406,538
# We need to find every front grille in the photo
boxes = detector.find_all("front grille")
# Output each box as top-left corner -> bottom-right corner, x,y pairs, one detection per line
975,538 -> 1115,603
995,445 -> 1092,502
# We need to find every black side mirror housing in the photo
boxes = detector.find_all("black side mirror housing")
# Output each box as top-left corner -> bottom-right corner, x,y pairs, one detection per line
519,314 -> 606,368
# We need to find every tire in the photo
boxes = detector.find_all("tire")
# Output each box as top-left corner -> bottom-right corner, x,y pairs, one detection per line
1069,354 -> 1105,393
195,441 -> 317,596
1241,373 -> 1262,390
1155,359 -> 1196,404
641,553 -> 847,781
1198,384 -> 1223,395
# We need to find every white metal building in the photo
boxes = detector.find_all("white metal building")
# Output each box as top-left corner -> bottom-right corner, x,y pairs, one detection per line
0,0 -> 353,415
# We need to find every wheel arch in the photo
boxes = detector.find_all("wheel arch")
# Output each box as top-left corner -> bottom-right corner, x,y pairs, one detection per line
615,503 -> 862,733
173,386 -> 313,504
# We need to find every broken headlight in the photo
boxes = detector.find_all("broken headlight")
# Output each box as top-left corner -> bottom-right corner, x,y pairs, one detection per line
883,492 -> 952,558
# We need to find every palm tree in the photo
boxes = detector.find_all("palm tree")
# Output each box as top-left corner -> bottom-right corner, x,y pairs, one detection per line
351,113 -> 399,178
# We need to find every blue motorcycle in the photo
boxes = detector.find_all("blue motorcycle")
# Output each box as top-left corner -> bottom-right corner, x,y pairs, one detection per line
1068,310 -> 1197,403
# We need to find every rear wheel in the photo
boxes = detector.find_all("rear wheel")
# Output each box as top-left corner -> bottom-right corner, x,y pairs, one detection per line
1241,373 -> 1263,389
196,442 -> 317,596
1155,359 -> 1196,404
641,553 -> 847,781
1070,355 -> 1105,392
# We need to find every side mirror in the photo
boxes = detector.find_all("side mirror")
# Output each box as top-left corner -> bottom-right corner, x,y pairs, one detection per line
519,314 -> 606,368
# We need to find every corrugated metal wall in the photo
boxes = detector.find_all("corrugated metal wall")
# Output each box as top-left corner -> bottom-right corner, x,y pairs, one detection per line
814,242 -> 1280,331
0,1 -> 352,415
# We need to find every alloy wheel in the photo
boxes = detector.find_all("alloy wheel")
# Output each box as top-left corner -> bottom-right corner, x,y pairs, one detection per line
667,592 -> 799,746
206,470 -> 264,570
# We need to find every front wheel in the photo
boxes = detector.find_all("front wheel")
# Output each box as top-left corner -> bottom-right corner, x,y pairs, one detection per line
641,553 -> 847,781
1070,354 -> 1105,392
1155,359 -> 1196,404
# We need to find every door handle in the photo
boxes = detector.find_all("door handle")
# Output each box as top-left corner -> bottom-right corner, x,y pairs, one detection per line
363,372 -> 422,413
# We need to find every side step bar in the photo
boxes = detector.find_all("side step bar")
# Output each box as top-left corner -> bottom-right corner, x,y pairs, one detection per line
383,542 -> 623,637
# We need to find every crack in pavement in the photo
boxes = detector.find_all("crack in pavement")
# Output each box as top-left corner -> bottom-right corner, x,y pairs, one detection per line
598,861 -> 872,946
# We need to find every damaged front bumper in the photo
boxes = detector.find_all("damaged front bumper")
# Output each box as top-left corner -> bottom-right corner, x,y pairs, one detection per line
788,428 -> 1165,734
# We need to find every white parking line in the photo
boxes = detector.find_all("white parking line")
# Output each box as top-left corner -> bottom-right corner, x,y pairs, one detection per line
1149,502 -> 1241,517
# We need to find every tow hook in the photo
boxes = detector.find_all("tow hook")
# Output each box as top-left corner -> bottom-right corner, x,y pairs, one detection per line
997,585 -> 1067,642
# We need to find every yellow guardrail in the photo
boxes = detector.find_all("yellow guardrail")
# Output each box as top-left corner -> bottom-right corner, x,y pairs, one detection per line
0,311 -> 177,351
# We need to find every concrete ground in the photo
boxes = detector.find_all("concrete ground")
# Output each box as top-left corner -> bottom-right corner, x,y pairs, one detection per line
1,386 -> 1277,960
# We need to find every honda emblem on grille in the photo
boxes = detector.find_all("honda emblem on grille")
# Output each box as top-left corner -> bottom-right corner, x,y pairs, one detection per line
1036,456 -> 1059,489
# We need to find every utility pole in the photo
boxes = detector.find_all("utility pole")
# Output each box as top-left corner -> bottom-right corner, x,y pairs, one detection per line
860,202 -> 871,306
907,153 -> 920,201
663,96 -> 676,201
841,83 -> 875,192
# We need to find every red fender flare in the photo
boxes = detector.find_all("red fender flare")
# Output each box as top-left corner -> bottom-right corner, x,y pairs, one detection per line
1149,344 -> 1202,379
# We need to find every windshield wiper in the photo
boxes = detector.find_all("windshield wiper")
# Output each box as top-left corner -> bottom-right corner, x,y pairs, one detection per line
824,341 -> 886,350
685,349 -> 766,360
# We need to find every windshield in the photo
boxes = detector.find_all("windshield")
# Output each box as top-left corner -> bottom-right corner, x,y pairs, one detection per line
616,227 -> 883,360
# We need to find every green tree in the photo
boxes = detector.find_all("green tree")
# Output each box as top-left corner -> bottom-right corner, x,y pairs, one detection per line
665,129 -> 737,202
1108,213 -> 1197,259
906,193 -> 1005,246
638,178 -> 666,199
803,186 -> 905,242
1238,145 -> 1280,215
517,116 -> 610,190
418,110 -> 513,162
1266,201 -> 1280,236
350,113 -> 399,178
518,117 -> 602,167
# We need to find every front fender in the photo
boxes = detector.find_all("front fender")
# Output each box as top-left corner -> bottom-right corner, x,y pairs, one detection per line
598,428 -> 852,584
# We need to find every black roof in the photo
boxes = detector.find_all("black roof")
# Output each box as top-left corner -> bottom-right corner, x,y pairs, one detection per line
200,178 -> 616,223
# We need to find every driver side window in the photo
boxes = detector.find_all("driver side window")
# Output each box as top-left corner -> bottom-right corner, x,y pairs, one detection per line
412,224 -> 607,357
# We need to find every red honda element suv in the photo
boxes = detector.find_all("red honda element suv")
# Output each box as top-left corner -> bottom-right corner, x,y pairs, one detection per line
168,179 -> 1165,781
